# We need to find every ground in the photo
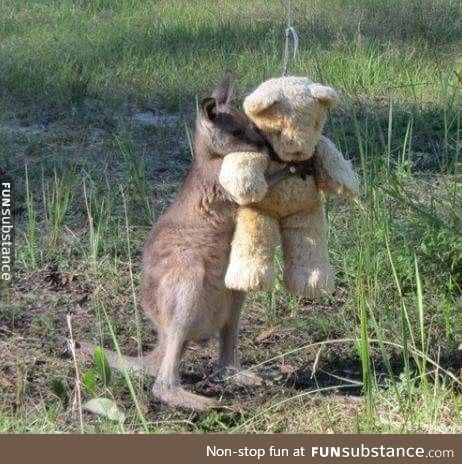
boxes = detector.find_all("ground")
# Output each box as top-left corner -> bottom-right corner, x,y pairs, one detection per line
0,0 -> 461,433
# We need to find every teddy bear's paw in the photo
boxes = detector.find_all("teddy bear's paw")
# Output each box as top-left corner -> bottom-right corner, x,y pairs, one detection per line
284,265 -> 334,298
225,261 -> 274,291
219,152 -> 269,206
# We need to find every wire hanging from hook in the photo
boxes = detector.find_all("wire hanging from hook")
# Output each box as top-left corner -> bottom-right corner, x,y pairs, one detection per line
282,0 -> 299,76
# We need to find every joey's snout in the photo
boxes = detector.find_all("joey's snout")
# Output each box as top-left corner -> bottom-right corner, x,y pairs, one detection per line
245,126 -> 278,158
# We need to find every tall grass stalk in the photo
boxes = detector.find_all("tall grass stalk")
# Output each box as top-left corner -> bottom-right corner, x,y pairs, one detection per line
357,278 -> 375,430
23,165 -> 38,269
83,180 -> 108,273
66,314 -> 84,434
414,255 -> 429,394
41,169 -> 71,250
117,136 -> 154,222
121,186 -> 144,393
385,237 -> 413,373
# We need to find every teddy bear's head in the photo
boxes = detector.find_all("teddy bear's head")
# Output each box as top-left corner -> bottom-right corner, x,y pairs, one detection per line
243,76 -> 338,162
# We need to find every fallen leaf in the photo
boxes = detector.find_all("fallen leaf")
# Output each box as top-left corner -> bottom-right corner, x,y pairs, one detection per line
83,398 -> 125,422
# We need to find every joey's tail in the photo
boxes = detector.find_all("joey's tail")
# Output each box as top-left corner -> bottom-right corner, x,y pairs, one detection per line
76,341 -> 160,376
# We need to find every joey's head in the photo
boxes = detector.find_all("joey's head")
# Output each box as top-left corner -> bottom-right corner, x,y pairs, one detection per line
243,76 -> 339,162
196,72 -> 270,159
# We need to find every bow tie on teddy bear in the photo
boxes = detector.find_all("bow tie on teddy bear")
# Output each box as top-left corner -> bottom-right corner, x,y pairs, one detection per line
265,157 -> 315,186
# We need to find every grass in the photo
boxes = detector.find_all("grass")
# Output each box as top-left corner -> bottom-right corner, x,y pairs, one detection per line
0,0 -> 461,433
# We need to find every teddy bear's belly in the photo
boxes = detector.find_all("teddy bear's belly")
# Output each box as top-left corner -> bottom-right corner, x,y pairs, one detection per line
258,167 -> 321,219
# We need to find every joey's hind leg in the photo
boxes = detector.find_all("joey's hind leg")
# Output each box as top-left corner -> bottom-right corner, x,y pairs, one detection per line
215,291 -> 263,386
153,328 -> 216,410
151,276 -> 217,411
143,330 -> 166,376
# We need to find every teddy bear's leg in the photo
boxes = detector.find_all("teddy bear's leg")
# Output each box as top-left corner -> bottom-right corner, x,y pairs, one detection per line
225,206 -> 280,291
281,205 -> 334,298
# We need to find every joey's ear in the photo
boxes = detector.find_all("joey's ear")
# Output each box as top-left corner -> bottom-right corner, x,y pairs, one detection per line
201,97 -> 217,120
211,70 -> 234,104
243,86 -> 282,118
310,84 -> 339,108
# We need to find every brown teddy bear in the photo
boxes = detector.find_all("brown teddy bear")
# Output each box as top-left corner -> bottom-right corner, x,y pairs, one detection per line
219,76 -> 358,297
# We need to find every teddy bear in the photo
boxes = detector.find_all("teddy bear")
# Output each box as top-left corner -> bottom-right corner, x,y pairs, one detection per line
219,76 -> 358,297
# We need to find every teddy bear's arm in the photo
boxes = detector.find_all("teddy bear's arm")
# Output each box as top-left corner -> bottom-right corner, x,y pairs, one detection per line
219,151 -> 269,205
314,135 -> 359,197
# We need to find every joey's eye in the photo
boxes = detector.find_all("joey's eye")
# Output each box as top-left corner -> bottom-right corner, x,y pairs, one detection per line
231,128 -> 243,137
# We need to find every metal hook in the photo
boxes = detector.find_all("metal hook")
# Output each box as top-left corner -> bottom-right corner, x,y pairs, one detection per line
283,26 -> 299,76
282,0 -> 299,76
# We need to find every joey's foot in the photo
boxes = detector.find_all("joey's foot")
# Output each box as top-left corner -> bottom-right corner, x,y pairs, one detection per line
212,367 -> 264,387
152,385 -> 218,411
225,260 -> 274,292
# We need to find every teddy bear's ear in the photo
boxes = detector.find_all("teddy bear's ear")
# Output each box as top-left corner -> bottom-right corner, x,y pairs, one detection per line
310,84 -> 339,108
243,86 -> 282,117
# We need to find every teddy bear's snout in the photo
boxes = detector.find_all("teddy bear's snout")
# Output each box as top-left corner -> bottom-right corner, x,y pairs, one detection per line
286,150 -> 306,160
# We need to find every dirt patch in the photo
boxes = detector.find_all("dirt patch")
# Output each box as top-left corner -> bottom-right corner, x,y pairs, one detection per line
130,111 -> 179,128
